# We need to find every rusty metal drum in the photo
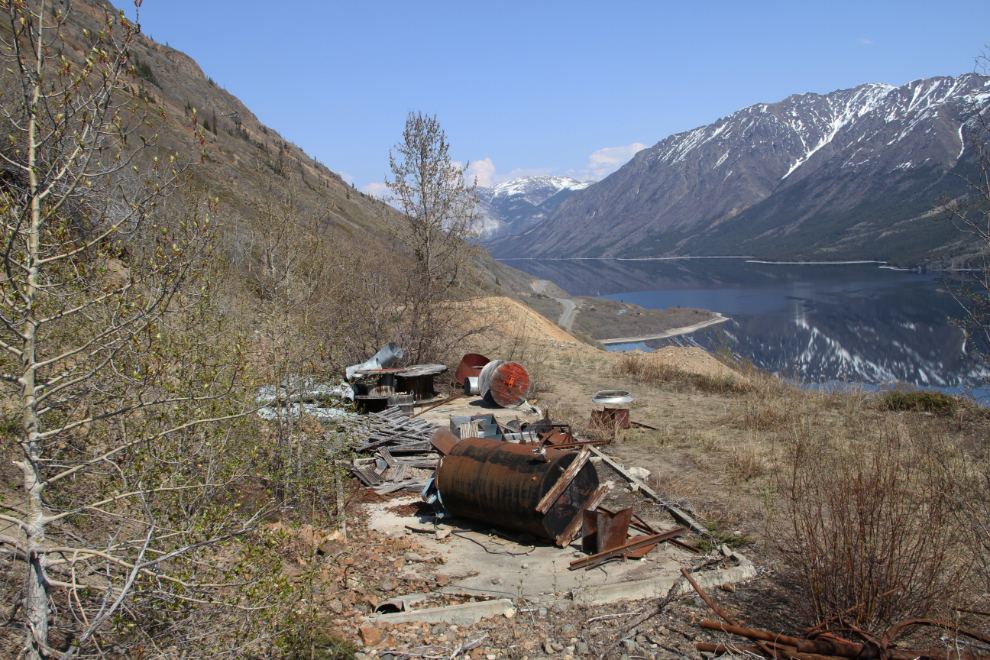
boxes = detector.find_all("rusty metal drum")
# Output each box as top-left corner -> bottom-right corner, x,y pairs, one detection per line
454,353 -> 490,387
435,437 -> 600,541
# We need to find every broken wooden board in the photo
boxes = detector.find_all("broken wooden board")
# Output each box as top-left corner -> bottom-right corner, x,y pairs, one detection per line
590,447 -> 706,535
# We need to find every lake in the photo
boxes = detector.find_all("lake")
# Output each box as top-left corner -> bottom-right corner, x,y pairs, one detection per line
500,258 -> 988,397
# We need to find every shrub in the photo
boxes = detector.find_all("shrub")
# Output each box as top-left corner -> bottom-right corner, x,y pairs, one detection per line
281,614 -> 358,660
767,424 -> 964,628
881,390 -> 958,414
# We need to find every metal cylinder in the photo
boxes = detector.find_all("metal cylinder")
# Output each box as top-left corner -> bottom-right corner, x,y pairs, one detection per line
463,376 -> 480,395
435,437 -> 600,541
477,360 -> 506,398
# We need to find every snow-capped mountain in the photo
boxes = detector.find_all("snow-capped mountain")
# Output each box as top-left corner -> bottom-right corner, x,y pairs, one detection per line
490,74 -> 990,266
473,176 -> 591,239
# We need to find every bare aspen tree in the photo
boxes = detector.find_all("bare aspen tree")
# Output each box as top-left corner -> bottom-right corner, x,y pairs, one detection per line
242,172 -> 352,510
0,3 -> 260,658
385,111 -> 481,363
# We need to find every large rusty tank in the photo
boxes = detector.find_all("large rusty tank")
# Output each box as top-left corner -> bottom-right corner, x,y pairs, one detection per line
435,437 -> 602,544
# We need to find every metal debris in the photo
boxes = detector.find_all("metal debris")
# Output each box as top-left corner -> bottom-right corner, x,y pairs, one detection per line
591,406 -> 631,429
684,567 -> 990,660
345,342 -> 403,382
569,526 -> 687,571
582,506 -> 634,555
434,437 -> 605,546
454,353 -> 490,386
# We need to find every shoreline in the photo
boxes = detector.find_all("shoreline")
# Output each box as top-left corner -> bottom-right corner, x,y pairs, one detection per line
598,313 -> 729,345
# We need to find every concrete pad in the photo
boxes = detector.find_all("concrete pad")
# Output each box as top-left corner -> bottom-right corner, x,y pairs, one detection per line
580,563 -> 757,606
364,495 -> 753,608
378,598 -> 515,625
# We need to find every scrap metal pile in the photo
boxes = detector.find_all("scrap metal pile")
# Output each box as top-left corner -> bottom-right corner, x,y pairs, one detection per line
344,348 -> 690,568
424,416 -> 692,568
681,569 -> 990,660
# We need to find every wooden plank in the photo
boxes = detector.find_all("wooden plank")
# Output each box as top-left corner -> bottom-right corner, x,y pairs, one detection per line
589,447 -> 706,535
555,483 -> 609,548
535,446 -> 591,514
352,466 -> 383,486
569,527 -> 686,570
379,447 -> 396,467
394,463 -> 407,482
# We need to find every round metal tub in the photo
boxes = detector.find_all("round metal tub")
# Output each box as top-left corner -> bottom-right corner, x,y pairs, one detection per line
436,437 -> 600,541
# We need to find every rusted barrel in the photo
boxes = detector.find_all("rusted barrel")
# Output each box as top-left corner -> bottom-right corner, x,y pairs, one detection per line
435,437 -> 599,541
454,353 -> 490,386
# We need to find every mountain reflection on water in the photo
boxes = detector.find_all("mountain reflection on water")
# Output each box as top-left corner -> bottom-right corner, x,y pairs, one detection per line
500,258 -> 987,394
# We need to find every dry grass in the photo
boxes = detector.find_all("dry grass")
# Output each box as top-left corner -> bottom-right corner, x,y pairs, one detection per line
591,346 -> 989,628
610,351 -> 753,394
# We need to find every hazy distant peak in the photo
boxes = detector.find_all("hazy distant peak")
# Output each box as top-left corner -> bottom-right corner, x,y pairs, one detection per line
478,175 -> 591,207
473,175 -> 593,239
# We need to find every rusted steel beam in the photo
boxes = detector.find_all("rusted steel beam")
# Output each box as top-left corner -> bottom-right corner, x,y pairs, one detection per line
699,623 -> 990,660
535,446 -> 591,514
698,622 -> 916,660
569,527 -> 685,570
411,392 -> 463,418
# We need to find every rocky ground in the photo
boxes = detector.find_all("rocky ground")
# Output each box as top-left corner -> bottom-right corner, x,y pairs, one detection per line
291,490 -> 799,660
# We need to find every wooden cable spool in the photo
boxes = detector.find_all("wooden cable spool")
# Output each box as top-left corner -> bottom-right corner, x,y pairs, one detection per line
488,361 -> 530,408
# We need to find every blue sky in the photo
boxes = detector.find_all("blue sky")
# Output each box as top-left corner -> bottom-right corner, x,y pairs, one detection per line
122,1 -> 990,195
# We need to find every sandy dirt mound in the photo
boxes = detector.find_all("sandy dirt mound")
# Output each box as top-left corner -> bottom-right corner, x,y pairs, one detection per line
460,296 -> 580,344
625,346 -> 742,379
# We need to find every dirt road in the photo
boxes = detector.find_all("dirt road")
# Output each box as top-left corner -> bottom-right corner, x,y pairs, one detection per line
599,313 -> 729,345
532,279 -> 577,331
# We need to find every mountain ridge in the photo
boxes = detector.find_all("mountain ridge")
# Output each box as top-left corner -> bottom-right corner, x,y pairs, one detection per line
474,175 -> 591,238
488,73 -> 990,266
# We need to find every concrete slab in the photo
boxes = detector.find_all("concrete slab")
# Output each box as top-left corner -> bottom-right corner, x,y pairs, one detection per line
364,495 -> 742,607
378,598 -> 515,625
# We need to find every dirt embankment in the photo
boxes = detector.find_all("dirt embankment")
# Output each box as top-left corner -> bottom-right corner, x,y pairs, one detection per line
458,296 -> 582,344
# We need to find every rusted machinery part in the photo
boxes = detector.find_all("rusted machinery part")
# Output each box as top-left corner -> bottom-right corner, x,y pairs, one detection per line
454,353 -> 490,386
591,407 -> 630,429
430,428 -> 460,456
435,437 -> 600,541
488,362 -> 530,408
477,360 -> 506,398
582,506 -> 633,555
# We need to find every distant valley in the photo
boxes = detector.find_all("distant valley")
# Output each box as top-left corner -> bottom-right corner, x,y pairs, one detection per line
486,74 -> 990,267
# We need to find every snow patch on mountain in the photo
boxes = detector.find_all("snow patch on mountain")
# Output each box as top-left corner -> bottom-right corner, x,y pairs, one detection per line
473,176 -> 593,239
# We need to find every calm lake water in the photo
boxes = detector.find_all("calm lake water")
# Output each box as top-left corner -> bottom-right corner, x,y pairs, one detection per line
500,258 -> 988,397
